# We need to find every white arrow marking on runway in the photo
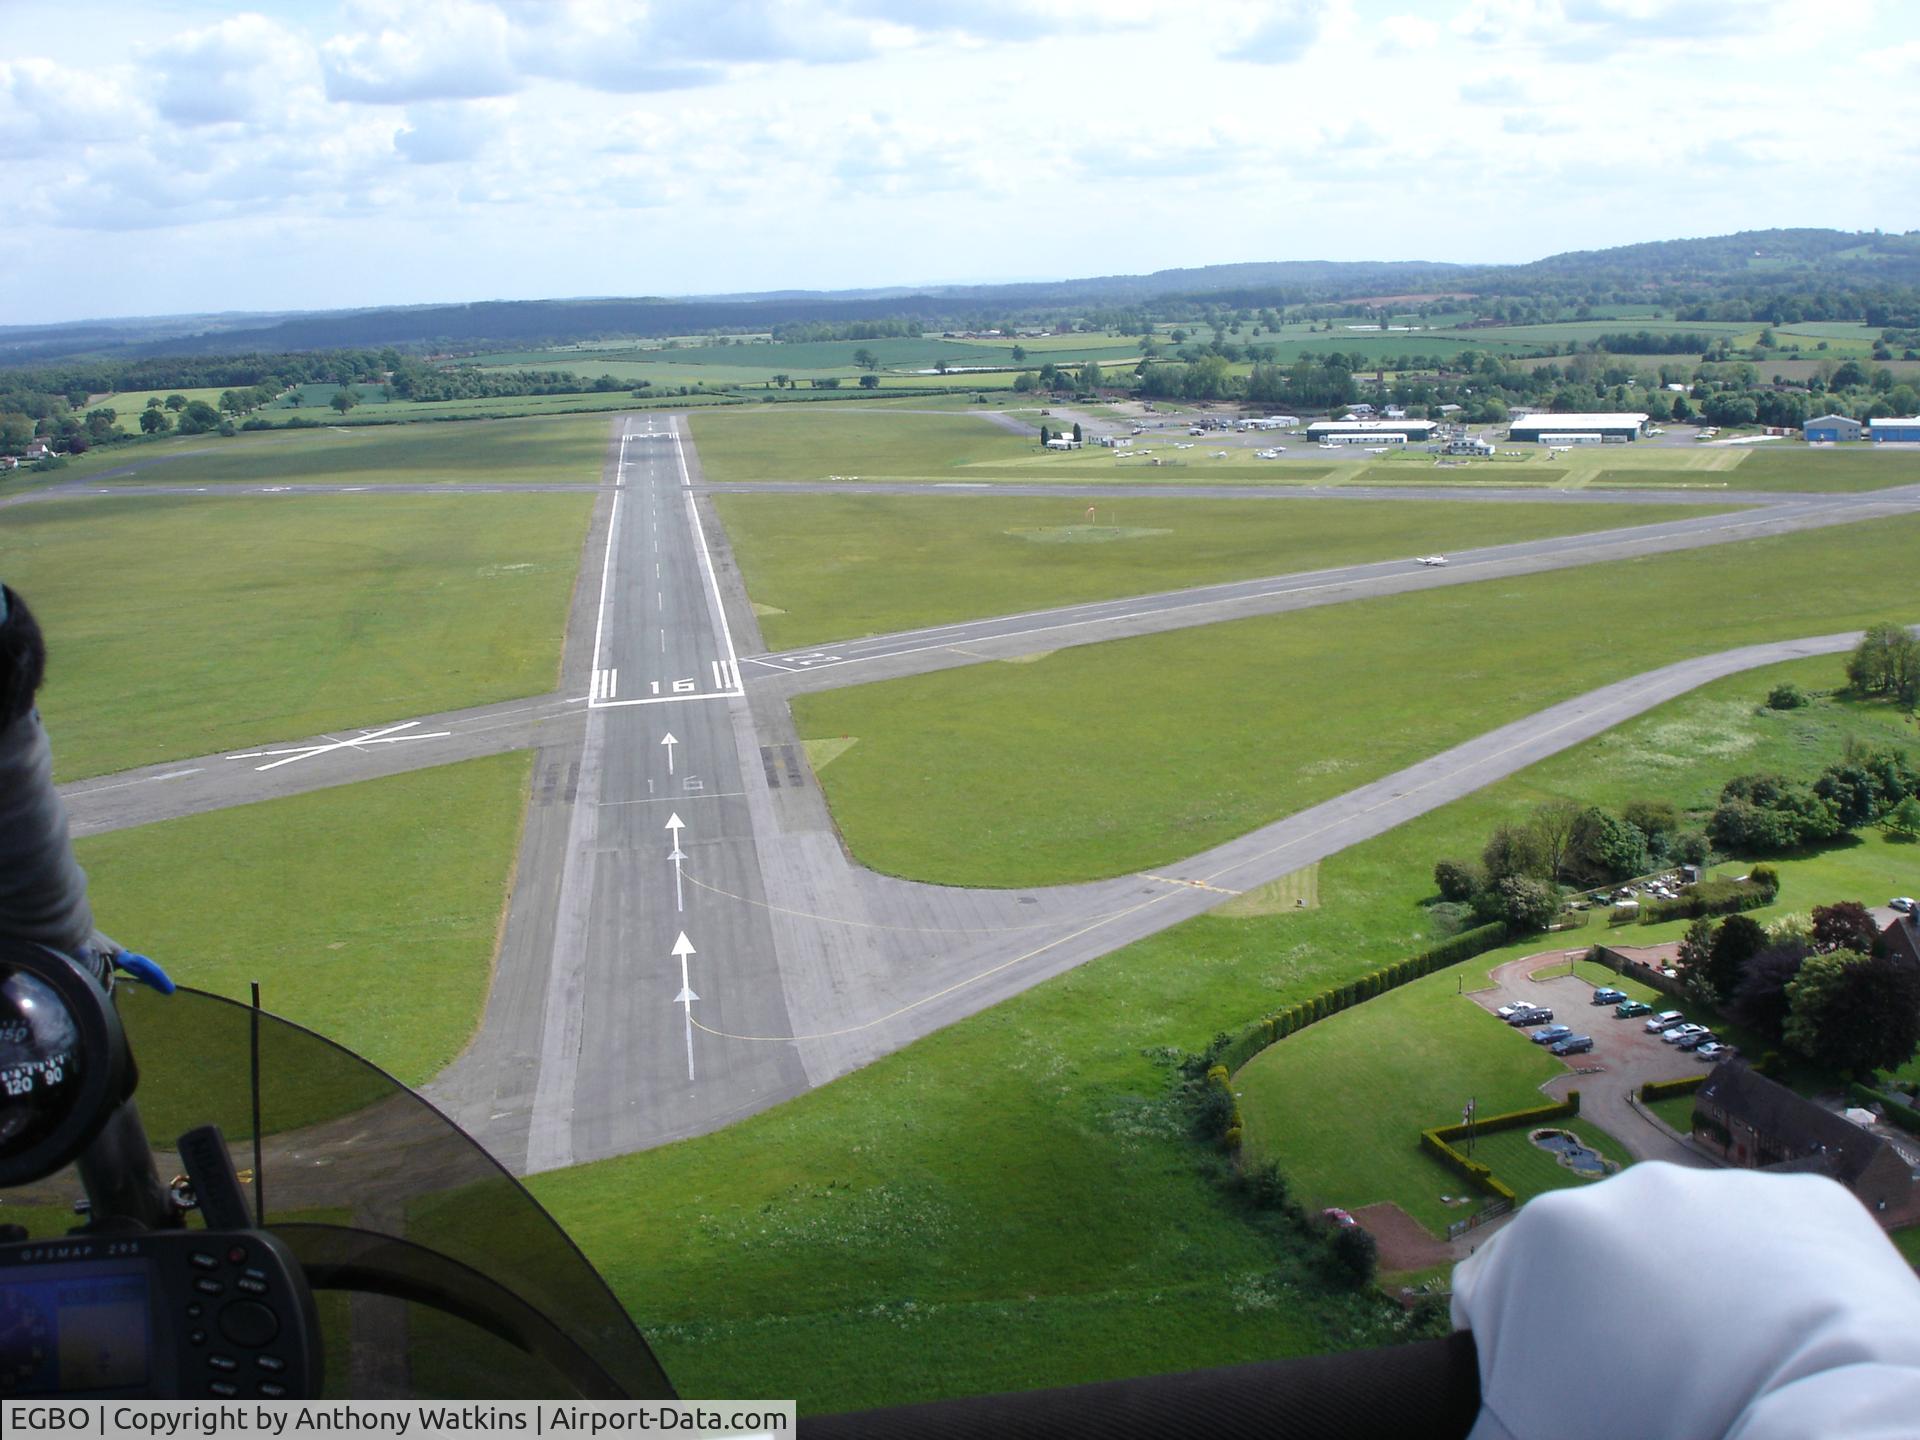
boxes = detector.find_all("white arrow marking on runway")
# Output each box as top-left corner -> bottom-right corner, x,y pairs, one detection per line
661,731 -> 677,775
672,931 -> 699,1081
225,720 -> 453,772
666,811 -> 687,911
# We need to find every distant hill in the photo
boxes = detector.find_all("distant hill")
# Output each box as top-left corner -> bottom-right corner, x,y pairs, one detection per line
4,229 -> 1915,365
1503,228 -> 1920,286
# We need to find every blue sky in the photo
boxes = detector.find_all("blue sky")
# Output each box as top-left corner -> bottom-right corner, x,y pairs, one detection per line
2,0 -> 1915,325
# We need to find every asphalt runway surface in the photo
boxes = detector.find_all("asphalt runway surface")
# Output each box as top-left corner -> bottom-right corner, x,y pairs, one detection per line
45,414 -> 1920,1171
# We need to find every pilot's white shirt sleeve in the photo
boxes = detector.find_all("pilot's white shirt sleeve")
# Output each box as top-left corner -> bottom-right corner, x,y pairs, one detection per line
1450,1161 -> 1920,1440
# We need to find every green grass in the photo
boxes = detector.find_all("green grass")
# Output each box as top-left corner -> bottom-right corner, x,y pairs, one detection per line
1646,1093 -> 1700,1132
1234,951 -> 1627,1234
529,659 -> 1910,1409
75,752 -> 532,1087
529,906 -> 1428,1412
3,492 -> 589,778
716,494 -> 1725,649
1705,448 -> 1920,493
79,411 -> 616,486
1892,1227 -> 1920,1269
691,405 -> 1034,480
1451,1119 -> 1632,1201
794,515 -> 1920,886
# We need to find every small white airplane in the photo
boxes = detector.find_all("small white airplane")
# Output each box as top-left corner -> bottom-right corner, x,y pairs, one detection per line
1416,555 -> 1449,567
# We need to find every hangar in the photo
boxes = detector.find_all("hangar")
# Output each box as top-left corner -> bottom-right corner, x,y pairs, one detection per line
1508,412 -> 1649,444
1803,414 -> 1863,443
1305,419 -> 1438,444
1869,417 -> 1920,444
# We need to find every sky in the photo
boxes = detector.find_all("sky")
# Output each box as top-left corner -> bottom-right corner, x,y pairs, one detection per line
3,0 -> 1916,327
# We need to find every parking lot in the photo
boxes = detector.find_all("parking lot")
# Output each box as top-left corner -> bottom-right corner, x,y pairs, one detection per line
1469,948 -> 1714,1169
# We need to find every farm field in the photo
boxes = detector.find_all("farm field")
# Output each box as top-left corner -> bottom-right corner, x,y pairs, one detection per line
71,411 -> 616,486
791,513 -> 1920,886
3,492 -> 589,778
715,493 -> 1731,650
76,752 -> 532,1086
532,659 -> 1914,1411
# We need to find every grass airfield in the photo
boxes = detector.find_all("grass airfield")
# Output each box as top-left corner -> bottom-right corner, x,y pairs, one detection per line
793,511 -> 1920,886
25,396 -> 1920,1410
4,491 -> 589,778
716,492 -> 1729,650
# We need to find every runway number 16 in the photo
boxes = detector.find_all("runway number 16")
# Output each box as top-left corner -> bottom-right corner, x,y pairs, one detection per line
650,678 -> 697,695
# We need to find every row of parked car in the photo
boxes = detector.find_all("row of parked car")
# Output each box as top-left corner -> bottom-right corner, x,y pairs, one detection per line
1494,1000 -> 1594,1056
1499,988 -> 1735,1061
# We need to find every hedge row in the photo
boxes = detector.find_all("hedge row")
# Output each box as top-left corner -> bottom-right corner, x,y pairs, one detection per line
1209,1064 -> 1246,1152
1419,1095 -> 1581,1206
1632,873 -> 1779,926
1216,922 -> 1510,1075
1849,1082 -> 1920,1136
1641,1074 -> 1707,1103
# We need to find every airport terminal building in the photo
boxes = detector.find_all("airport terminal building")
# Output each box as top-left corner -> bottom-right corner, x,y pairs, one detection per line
1508,412 -> 1649,444
1305,419 -> 1439,445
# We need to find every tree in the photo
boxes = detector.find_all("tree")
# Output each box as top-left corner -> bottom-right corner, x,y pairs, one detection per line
1529,800 -> 1583,881
1566,807 -> 1649,882
1729,940 -> 1809,1039
1079,360 -> 1105,393
219,389 -> 249,417
1811,901 -> 1882,957
852,347 -> 879,371
1704,914 -> 1768,1002
771,374 -> 790,390
1482,823 -> 1548,882
1329,1224 -> 1377,1286
1433,859 -> 1481,902
1784,949 -> 1920,1076
1621,799 -> 1676,839
164,394 -> 188,412
330,388 -> 359,415
1493,875 -> 1559,932
139,407 -> 171,435
1071,422 -> 1083,444
175,400 -> 221,434
1845,622 -> 1920,704
1884,795 -> 1920,841
1010,345 -> 1028,363
858,374 -> 879,389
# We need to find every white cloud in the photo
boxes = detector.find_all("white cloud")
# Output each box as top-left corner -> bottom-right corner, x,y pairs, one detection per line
0,58 -> 148,158
394,101 -> 507,164
1223,0 -> 1337,63
147,14 -> 318,127
321,0 -> 518,103
1459,74 -> 1531,105
1375,13 -> 1440,52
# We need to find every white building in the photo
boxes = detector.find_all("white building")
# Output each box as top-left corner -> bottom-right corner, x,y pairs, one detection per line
1508,412 -> 1649,443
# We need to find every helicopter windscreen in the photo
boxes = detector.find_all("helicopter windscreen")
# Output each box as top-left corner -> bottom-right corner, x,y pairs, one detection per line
0,984 -> 673,1401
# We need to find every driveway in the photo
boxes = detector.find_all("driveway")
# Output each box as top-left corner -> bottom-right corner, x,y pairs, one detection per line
1470,949 -> 1715,1169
